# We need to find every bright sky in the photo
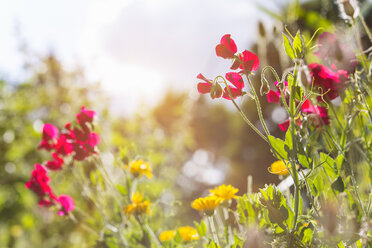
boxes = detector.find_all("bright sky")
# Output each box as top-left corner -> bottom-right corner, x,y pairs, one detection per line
0,0 -> 284,115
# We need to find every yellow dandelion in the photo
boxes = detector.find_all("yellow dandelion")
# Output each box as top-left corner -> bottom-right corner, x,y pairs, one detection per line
269,160 -> 291,176
191,195 -> 222,216
159,230 -> 176,242
210,184 -> 238,202
177,226 -> 199,242
124,192 -> 151,217
126,159 -> 152,178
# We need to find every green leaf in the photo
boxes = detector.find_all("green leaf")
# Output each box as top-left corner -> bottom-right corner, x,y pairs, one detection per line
115,184 -> 128,195
320,153 -> 338,179
284,129 -> 293,153
298,153 -> 312,169
293,31 -> 304,58
174,231 -> 182,244
268,135 -> 288,160
194,220 -> 207,237
331,176 -> 345,192
283,33 -> 295,60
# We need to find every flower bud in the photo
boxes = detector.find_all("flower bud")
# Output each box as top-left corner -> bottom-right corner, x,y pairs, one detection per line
210,83 -> 223,99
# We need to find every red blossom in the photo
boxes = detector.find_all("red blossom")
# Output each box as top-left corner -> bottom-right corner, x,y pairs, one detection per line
215,34 -> 237,59
239,50 -> 259,74
38,123 -> 59,151
266,81 -> 288,104
196,73 -> 223,99
223,72 -> 245,100
57,195 -> 75,216
76,106 -> 96,126
46,153 -> 64,171
301,99 -> 330,126
25,164 -> 56,205
309,63 -> 348,101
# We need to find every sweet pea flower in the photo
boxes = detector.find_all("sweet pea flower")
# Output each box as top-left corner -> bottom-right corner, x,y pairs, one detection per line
46,153 -> 64,171
215,34 -> 237,59
76,106 -> 96,126
223,72 -> 245,100
38,123 -> 59,151
197,73 -> 223,99
301,99 -> 330,126
309,63 -> 348,101
25,164 -> 56,206
266,81 -> 289,104
57,195 -> 75,216
239,50 -> 260,74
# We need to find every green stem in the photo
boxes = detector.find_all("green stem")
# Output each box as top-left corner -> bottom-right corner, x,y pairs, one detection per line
358,13 -> 372,43
222,80 -> 268,142
208,216 -> 220,246
288,63 -> 300,240
246,75 -> 271,138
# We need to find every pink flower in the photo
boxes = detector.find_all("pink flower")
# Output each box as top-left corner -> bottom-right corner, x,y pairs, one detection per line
266,81 -> 289,104
222,72 -> 245,100
239,50 -> 259,74
309,63 -> 348,101
215,34 -> 237,59
76,106 -> 96,126
301,99 -> 330,126
38,124 -> 59,151
46,153 -> 64,171
57,195 -> 75,216
25,164 -> 56,205
55,134 -> 74,156
278,119 -> 302,132
197,73 -> 223,99
314,32 -> 357,73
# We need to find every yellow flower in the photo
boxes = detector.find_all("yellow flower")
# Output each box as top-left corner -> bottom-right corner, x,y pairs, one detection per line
159,230 -> 176,242
210,184 -> 238,202
269,160 -> 291,176
177,226 -> 199,242
127,159 -> 152,178
191,195 -> 222,216
124,192 -> 151,217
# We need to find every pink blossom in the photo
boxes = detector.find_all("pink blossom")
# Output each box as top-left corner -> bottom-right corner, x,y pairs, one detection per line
76,106 -> 96,126
215,34 -> 237,59
57,195 -> 75,216
223,72 -> 245,100
239,50 -> 260,74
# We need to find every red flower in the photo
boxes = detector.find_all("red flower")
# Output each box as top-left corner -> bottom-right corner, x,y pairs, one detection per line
76,106 -> 96,126
46,153 -> 64,171
223,72 -> 245,100
215,34 -> 237,59
309,63 -> 348,101
314,32 -> 357,73
38,123 -> 59,151
25,164 -> 56,205
197,73 -> 223,99
301,99 -> 330,126
57,195 -> 75,216
266,81 -> 289,104
239,50 -> 259,74
55,134 -> 74,156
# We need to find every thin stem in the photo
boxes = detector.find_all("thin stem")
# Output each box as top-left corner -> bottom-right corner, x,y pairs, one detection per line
246,75 -> 271,138
358,13 -> 372,43
222,80 -> 268,142
208,216 -> 220,246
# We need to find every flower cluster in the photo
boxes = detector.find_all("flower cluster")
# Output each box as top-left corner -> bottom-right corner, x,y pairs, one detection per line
124,192 -> 151,217
191,184 -> 238,216
159,226 -> 199,243
26,106 -> 100,216
197,34 -> 260,100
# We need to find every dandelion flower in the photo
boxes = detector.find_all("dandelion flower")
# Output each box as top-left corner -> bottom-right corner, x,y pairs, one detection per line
191,195 -> 222,216
210,184 -> 238,202
159,230 -> 176,242
124,192 -> 150,217
127,159 -> 152,178
177,226 -> 199,242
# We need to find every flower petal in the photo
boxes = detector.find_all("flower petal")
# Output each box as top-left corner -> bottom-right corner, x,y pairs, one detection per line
225,72 -> 244,90
197,82 -> 212,94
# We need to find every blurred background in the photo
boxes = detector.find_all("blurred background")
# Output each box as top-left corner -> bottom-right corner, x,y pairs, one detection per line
0,0 -> 371,247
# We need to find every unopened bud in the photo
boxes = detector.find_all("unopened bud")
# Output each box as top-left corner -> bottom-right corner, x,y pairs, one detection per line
210,83 -> 223,99
337,0 -> 360,20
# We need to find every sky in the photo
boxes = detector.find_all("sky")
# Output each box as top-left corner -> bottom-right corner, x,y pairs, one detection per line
0,0 -> 286,115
